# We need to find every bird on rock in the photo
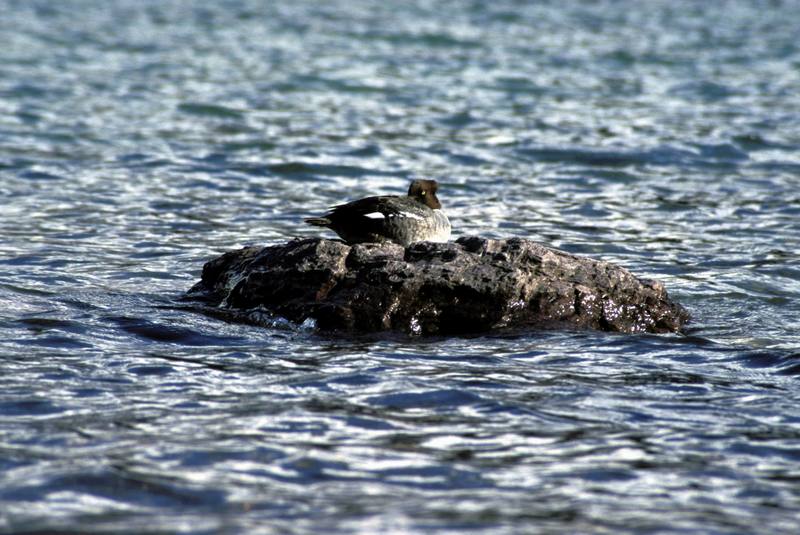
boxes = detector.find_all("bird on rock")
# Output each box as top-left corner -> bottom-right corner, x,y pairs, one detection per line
305,179 -> 451,247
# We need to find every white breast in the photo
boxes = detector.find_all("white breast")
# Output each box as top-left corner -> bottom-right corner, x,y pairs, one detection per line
426,209 -> 451,243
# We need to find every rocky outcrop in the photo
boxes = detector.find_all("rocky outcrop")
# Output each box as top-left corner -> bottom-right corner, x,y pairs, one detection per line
186,237 -> 690,335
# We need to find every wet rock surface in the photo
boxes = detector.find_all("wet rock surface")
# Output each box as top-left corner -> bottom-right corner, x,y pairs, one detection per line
187,237 -> 690,335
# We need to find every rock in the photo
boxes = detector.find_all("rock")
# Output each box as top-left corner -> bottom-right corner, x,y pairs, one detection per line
186,237 -> 690,335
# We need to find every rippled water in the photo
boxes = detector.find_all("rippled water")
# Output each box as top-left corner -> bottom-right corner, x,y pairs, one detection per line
2,0 -> 800,533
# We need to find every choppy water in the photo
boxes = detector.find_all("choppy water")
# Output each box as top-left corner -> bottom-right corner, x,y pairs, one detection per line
2,0 -> 800,533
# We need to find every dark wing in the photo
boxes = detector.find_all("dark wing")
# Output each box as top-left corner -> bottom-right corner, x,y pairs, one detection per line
319,195 -> 429,244
323,195 -> 397,241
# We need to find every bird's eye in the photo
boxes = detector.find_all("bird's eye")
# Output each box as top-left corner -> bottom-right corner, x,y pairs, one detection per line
421,191 -> 426,195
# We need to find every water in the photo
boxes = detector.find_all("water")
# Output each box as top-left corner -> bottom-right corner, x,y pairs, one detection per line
1,0 -> 799,532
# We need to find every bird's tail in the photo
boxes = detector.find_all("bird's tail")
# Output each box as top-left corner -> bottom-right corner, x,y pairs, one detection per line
305,217 -> 331,227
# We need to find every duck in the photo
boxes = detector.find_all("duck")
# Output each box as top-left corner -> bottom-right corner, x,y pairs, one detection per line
305,179 -> 451,247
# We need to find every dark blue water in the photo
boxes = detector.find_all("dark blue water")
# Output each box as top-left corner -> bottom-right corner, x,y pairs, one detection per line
2,0 -> 800,533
